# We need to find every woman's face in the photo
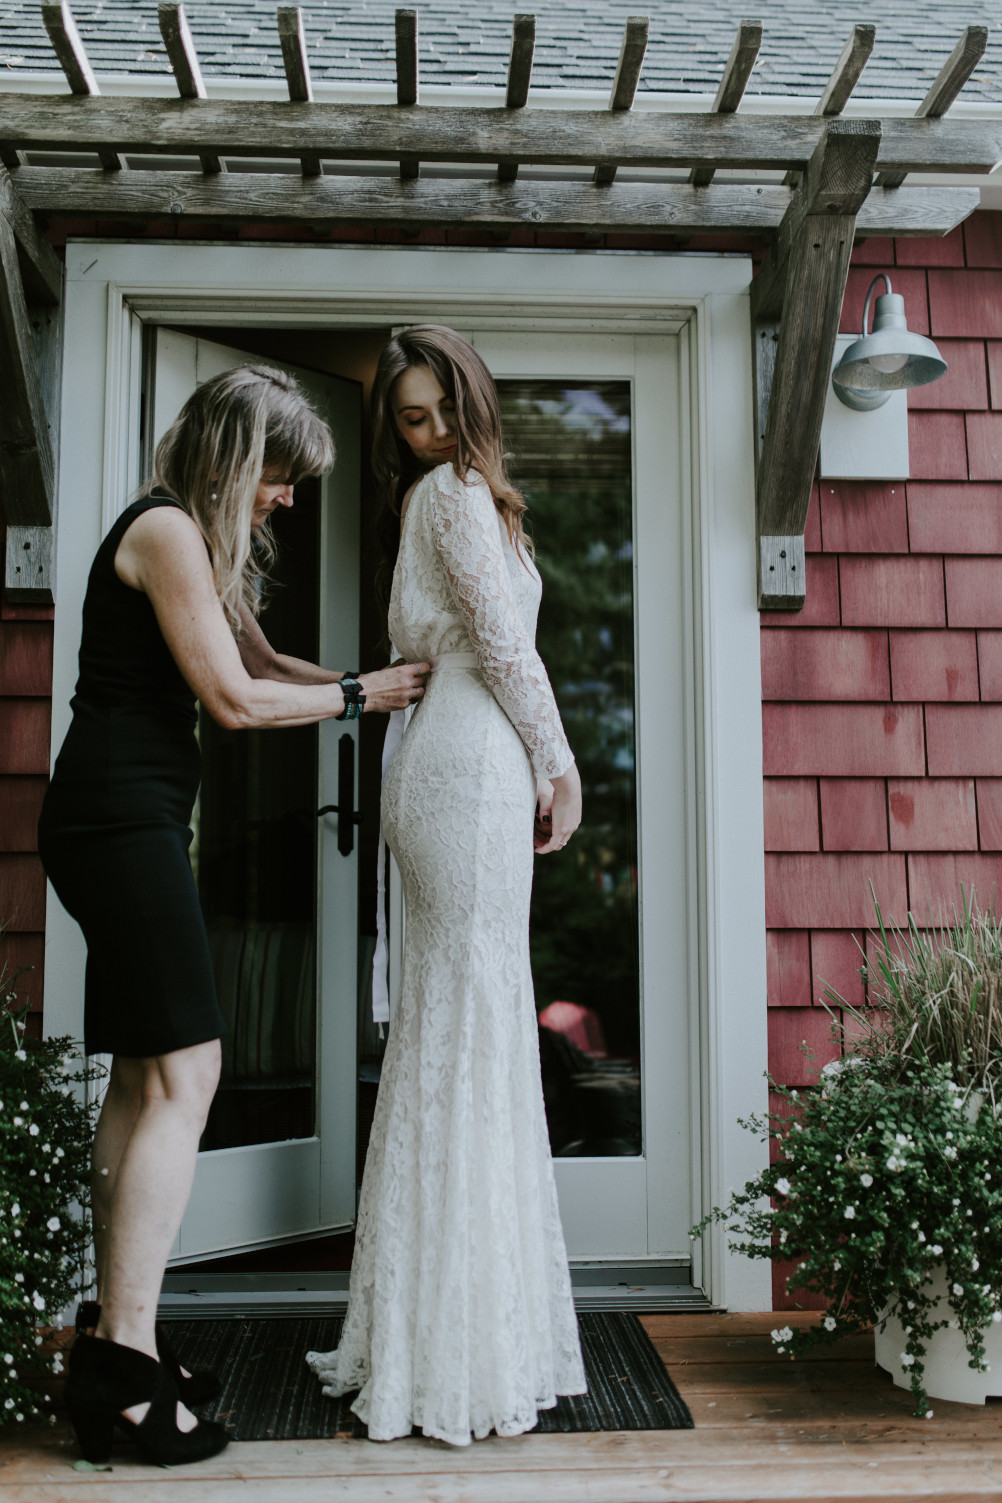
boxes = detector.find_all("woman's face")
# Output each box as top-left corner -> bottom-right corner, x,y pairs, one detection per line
392,365 -> 458,467
251,471 -> 295,529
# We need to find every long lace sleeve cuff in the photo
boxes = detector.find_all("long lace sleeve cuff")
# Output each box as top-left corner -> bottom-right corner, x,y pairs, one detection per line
429,467 -> 574,780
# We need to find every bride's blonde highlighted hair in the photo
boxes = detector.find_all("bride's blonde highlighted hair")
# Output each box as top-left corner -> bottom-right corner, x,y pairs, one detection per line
151,364 -> 334,631
370,326 -> 529,599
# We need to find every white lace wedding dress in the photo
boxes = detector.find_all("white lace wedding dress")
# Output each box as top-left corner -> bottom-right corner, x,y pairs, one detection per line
306,462 -> 586,1445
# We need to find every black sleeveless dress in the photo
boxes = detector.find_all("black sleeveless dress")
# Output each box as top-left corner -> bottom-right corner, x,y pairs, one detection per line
38,495 -> 227,1058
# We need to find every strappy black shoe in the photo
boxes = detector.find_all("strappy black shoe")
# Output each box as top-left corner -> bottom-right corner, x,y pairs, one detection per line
75,1302 -> 221,1405
65,1333 -> 229,1466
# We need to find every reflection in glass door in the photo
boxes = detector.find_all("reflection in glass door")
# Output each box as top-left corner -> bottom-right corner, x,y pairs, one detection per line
498,383 -> 641,1158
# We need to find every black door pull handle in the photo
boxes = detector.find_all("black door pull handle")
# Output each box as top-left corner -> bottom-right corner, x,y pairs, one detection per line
316,734 -> 361,856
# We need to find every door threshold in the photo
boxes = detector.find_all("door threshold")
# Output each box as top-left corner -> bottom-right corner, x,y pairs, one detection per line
159,1270 -> 715,1319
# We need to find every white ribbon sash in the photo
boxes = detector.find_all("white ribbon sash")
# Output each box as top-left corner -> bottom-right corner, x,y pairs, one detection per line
371,653 -> 479,1025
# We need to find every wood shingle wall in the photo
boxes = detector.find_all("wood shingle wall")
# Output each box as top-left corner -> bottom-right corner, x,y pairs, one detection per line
764,209 -> 1002,1308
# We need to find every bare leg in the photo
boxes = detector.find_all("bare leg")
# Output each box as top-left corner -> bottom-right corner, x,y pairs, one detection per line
93,1039 -> 221,1427
91,1057 -> 142,1304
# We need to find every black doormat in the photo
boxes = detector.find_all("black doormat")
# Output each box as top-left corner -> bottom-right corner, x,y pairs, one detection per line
161,1312 -> 693,1440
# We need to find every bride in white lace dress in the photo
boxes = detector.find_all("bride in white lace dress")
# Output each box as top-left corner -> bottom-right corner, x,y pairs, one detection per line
306,326 -> 586,1445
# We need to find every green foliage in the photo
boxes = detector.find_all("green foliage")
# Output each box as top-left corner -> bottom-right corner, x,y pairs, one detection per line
692,893 -> 1002,1417
0,940 -> 100,1427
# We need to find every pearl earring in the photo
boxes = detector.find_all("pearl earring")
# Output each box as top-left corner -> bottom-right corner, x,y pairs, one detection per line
210,491 -> 218,501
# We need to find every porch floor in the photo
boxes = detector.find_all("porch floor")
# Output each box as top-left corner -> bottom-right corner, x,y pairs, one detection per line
4,1312 -> 1002,1501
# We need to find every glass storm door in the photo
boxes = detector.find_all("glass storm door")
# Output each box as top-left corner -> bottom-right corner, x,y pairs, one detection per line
468,332 -> 692,1265
148,331 -> 361,1262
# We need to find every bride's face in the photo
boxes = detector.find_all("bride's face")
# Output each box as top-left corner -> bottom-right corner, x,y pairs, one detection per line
392,365 -> 458,468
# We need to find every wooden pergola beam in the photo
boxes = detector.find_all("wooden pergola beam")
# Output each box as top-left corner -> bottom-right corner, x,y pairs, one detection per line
783,24 -> 875,188
40,2 -> 123,172
158,5 -> 223,175
594,15 -> 649,187
0,169 -> 62,305
690,19 -> 762,188
396,8 -> 419,181
1,95 -> 995,176
277,6 -> 322,177
753,118 -> 881,610
498,14 -> 536,184
0,212 -> 56,533
876,25 -> 989,188
9,166 -> 977,241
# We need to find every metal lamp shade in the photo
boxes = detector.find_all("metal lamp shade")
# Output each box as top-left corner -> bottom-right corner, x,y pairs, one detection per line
832,283 -> 948,412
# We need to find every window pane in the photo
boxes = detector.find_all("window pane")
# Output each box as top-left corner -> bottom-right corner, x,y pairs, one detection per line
498,381 -> 641,1157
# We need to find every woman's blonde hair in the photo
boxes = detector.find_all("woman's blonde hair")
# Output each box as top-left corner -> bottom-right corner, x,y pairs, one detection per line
370,326 -> 529,601
151,363 -> 334,631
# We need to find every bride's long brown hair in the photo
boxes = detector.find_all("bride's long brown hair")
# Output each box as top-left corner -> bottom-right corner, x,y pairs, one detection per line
370,325 -> 530,607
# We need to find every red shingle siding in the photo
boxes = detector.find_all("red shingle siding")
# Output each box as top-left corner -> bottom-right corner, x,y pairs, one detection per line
763,778 -> 819,851
764,221 -> 1002,1306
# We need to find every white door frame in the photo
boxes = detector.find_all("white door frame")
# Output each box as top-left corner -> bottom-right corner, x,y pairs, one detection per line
46,240 -> 770,1311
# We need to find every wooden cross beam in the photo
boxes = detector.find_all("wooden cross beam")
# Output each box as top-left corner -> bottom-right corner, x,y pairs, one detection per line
752,118 -> 881,610
0,94 -> 995,176
594,16 -> 649,187
396,9 -> 419,181
278,6 -> 322,177
41,1 -> 124,171
498,14 -> 536,184
158,4 -> 223,174
876,25 -> 989,188
9,165 -> 977,242
0,170 -> 62,306
783,23 -> 875,188
690,19 -> 762,188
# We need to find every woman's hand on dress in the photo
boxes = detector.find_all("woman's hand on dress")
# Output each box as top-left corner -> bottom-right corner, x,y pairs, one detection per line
358,663 -> 429,713
534,764 -> 581,856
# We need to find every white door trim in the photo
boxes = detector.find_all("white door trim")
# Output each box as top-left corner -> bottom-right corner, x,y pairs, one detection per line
47,241 -> 770,1310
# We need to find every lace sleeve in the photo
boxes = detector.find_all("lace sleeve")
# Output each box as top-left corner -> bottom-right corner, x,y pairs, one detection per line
429,467 -> 574,780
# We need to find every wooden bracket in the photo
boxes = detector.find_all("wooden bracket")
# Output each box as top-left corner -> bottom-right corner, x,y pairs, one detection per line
4,524 -> 53,603
752,117 -> 881,611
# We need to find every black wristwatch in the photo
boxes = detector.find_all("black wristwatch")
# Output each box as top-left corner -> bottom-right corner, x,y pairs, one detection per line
336,673 -> 366,722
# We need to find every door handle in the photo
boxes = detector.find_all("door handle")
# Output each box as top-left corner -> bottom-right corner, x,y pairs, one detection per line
317,733 -> 362,857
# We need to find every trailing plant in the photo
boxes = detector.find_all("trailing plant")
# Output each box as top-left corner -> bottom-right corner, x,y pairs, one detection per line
692,891 -> 1002,1417
0,935 -> 101,1427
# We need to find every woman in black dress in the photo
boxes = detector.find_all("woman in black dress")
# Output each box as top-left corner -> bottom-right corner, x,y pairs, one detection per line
38,364 -> 428,1466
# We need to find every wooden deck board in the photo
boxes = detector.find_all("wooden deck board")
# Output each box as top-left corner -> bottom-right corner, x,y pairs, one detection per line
2,1313 -> 1002,1501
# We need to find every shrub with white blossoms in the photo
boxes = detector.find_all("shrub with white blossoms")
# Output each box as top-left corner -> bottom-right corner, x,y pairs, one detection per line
0,945 -> 101,1427
692,894 -> 1002,1418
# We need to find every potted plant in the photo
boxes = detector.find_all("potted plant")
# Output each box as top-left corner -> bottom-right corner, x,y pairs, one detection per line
692,892 -> 1002,1417
0,930 -> 100,1428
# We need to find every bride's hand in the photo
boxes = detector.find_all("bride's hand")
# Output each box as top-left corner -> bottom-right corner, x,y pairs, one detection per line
357,663 -> 429,713
534,764 -> 581,856
533,780 -> 554,850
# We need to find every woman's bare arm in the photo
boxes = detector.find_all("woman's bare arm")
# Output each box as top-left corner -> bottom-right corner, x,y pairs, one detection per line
115,508 -> 426,728
235,606 -> 347,686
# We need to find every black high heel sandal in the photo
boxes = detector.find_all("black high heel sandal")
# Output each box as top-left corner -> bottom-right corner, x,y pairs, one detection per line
76,1302 -> 221,1405
65,1334 -> 229,1467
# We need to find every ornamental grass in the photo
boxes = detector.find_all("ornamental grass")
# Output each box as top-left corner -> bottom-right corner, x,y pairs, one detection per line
0,930 -> 100,1428
692,890 -> 1002,1417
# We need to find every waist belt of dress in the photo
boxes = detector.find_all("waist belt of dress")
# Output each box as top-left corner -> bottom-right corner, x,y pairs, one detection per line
371,652 -> 479,1025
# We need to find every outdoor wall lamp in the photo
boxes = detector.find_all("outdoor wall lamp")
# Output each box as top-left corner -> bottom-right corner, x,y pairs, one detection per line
831,274 -> 947,411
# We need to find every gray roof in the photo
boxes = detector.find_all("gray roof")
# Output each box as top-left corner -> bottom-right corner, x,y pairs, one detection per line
0,1 -> 1000,101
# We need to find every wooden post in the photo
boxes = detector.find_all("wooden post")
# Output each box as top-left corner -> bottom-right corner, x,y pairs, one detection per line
594,16 -> 648,187
498,14 -> 536,184
876,26 -> 988,188
41,1 -> 123,171
0,213 -> 56,547
157,4 -> 223,174
753,118 -> 881,610
396,9 -> 419,181
278,7 -> 322,177
690,20 -> 761,188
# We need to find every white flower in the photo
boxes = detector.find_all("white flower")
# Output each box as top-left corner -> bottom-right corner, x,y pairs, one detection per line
926,1410 -> 934,1419
932,1244 -> 944,1256
860,1173 -> 874,1188
51,1355 -> 63,1374
11,1117 -> 22,1128
11,1204 -> 19,1217
13,1050 -> 25,1062
917,1231 -> 927,1243
14,1274 -> 23,1284
27,1124 -> 38,1137
952,1097 -> 964,1111
896,1133 -> 908,1146
949,1319 -> 960,1329
46,1218 -> 60,1232
775,1178 -> 791,1196
771,1326 -> 794,1344
3,1354 -> 12,1365
779,1230 -> 788,1244
973,1258 -> 980,1272
992,1312 -> 1002,1324
823,1316 -> 837,1331
887,1156 -> 900,1170
900,1353 -> 915,1367
944,1146 -> 958,1160
835,1154 -> 843,1162
31,1292 -> 44,1312
844,1206 -> 856,1220
2,1399 -> 11,1411
953,1283 -> 965,1296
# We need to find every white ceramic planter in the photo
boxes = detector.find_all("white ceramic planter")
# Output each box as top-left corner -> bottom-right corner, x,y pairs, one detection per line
875,1265 -> 1002,1405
